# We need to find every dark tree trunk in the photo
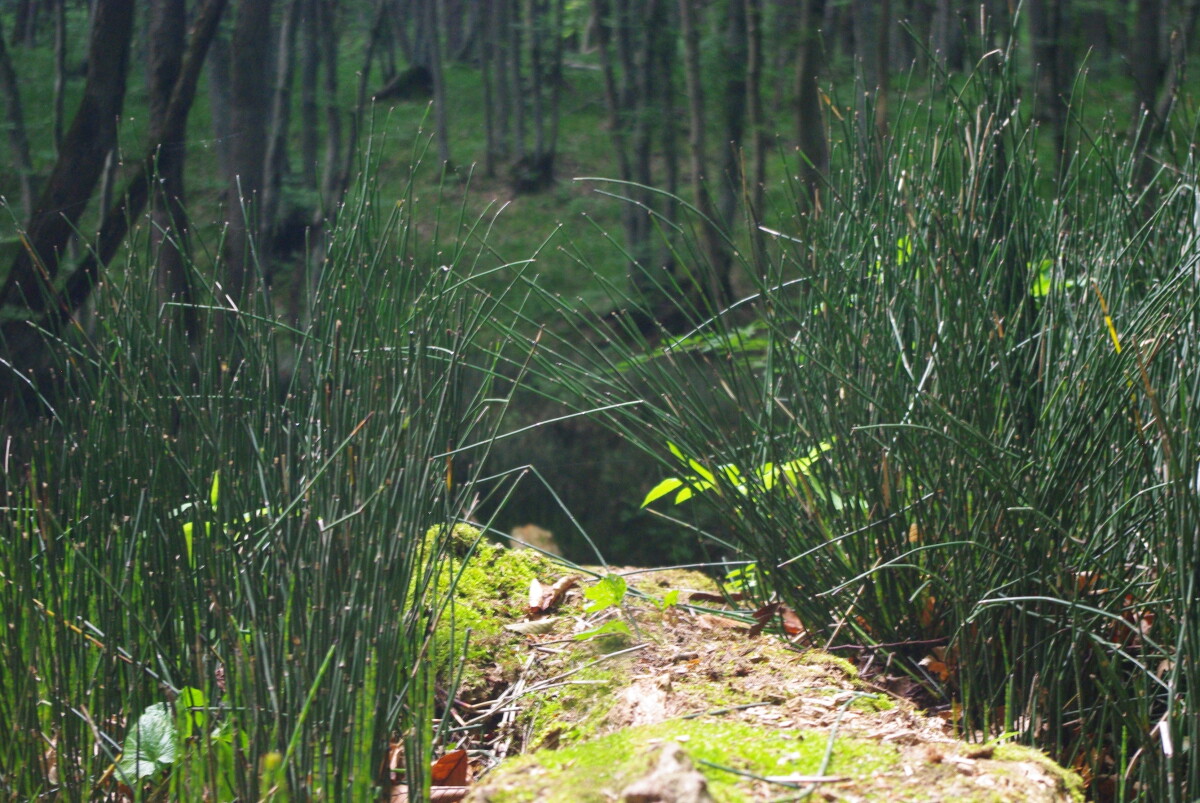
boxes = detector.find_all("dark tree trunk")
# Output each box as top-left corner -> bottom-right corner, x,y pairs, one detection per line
52,0 -> 66,152
1,0 -> 227,409
744,0 -> 766,269
931,0 -> 965,75
481,0 -> 498,175
0,0 -> 135,316
0,16 -> 36,218
299,0 -> 320,187
147,0 -> 196,333
794,0 -> 827,212
426,0 -> 452,166
1029,0 -> 1068,165
224,0 -> 276,300
875,0 -> 890,142
714,0 -> 746,301
318,0 -> 342,204
262,0 -> 304,279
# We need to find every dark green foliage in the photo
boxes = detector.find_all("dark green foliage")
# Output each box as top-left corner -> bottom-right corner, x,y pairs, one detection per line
0,151 -> 527,800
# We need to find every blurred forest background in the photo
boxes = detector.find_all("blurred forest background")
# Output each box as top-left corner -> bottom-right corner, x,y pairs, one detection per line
1,0 -> 1198,564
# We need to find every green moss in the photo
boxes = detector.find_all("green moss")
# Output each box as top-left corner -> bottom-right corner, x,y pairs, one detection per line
796,650 -> 859,679
477,718 -> 897,803
993,744 -> 1086,802
524,665 -> 620,750
423,524 -> 562,698
849,692 -> 895,713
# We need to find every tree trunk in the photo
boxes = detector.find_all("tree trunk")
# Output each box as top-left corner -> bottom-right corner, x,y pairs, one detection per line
262,0 -> 304,279
299,0 -> 320,188
875,0 -> 890,142
1029,0 -> 1068,165
224,0 -> 276,300
1,0 -> 227,409
794,0 -> 827,212
427,0 -> 452,166
318,0 -> 342,204
147,0 -> 196,333
0,0 -> 135,316
744,0 -> 766,270
0,16 -> 36,218
52,0 -> 66,152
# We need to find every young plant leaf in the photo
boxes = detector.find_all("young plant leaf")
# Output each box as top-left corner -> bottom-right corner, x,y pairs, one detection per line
583,574 -> 627,613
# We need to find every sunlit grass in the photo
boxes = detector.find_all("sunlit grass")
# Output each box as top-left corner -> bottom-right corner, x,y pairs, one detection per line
502,57 -> 1200,800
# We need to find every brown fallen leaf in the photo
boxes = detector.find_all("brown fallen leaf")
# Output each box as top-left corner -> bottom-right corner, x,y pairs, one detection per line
431,748 -> 470,787
749,602 -> 805,639
538,574 -> 581,614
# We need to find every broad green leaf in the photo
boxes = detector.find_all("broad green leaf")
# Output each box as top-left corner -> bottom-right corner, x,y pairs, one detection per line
208,471 -> 220,510
176,687 -> 207,739
583,574 -> 627,613
686,458 -> 715,484
642,477 -> 685,508
116,703 -> 177,785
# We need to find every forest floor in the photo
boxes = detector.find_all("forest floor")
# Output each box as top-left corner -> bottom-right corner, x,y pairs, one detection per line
408,529 -> 1084,802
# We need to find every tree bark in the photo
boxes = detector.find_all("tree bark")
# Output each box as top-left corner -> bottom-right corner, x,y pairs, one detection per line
427,0 -> 452,166
1029,0 -> 1068,165
744,0 -> 766,269
0,0 -> 135,315
1,0 -> 227,407
0,16 -> 36,218
794,0 -> 827,212
52,0 -> 66,152
224,0 -> 276,300
147,0 -> 196,332
262,0 -> 304,277
299,0 -> 320,188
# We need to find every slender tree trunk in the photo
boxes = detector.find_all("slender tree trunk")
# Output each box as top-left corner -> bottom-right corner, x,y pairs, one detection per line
147,0 -> 196,333
679,0 -> 732,306
318,0 -> 342,204
1029,0 -> 1068,165
299,0 -> 320,188
0,17 -> 35,218
427,0 -> 452,166
481,0 -> 497,175
52,0 -> 66,152
744,0 -> 766,269
717,0 -> 747,234
794,0 -> 827,213
262,0 -> 304,276
0,0 -> 135,315
875,0 -> 890,142
224,0 -> 275,301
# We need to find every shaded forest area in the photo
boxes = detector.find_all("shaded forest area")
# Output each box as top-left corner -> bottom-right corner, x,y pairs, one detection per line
3,0 -> 1199,561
